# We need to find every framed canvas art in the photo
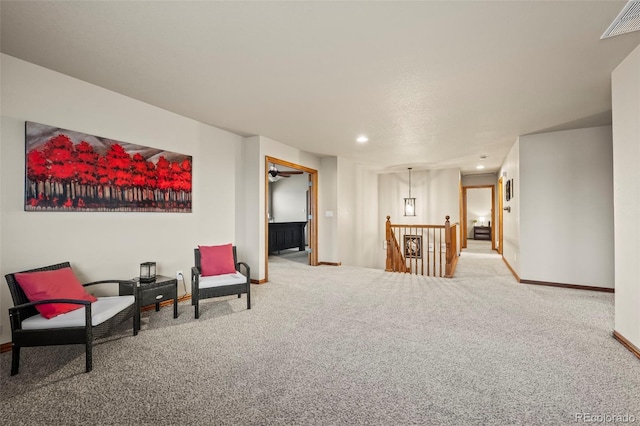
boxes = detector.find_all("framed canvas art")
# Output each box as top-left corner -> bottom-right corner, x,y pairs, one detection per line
25,121 -> 192,212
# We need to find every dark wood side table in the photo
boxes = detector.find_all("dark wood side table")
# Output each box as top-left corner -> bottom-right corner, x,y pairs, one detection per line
119,275 -> 178,330
473,226 -> 491,240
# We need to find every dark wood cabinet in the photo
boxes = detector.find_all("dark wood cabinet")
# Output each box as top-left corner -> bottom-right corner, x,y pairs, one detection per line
269,221 -> 307,254
473,226 -> 491,240
119,275 -> 178,327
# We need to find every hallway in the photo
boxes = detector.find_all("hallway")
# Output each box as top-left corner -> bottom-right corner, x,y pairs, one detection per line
462,239 -> 500,257
457,239 -> 506,278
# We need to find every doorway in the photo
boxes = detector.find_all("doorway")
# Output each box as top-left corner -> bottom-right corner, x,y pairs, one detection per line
461,185 -> 496,252
264,156 -> 318,282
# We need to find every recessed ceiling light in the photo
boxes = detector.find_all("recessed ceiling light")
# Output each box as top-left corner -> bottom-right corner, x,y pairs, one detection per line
476,165 -> 485,170
356,135 -> 369,143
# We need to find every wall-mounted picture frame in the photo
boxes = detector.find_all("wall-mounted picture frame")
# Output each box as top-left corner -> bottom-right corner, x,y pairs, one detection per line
510,178 -> 514,199
404,235 -> 422,259
25,121 -> 192,212
505,179 -> 511,201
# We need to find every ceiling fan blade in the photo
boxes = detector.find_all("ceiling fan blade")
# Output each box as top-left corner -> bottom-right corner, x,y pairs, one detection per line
269,164 -> 303,178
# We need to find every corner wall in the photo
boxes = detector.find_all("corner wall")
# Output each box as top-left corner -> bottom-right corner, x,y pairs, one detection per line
612,43 -> 640,348
318,157 -> 338,264
499,139 -> 521,274
242,135 -> 322,282
0,54 -> 244,344
519,126 -> 614,288
336,158 -> 379,268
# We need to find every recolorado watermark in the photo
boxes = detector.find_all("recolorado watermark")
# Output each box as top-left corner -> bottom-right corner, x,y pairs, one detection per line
574,413 -> 636,423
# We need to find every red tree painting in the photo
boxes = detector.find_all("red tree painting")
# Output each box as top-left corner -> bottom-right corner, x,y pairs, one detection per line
25,122 -> 192,212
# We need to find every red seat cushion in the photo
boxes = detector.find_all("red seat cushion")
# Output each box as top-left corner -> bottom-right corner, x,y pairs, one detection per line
15,267 -> 97,319
199,244 -> 236,276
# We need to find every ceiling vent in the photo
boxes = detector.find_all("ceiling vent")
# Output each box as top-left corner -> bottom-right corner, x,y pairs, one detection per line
602,0 -> 640,39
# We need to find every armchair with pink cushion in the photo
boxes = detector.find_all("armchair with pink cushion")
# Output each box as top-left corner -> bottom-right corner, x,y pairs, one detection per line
191,244 -> 251,319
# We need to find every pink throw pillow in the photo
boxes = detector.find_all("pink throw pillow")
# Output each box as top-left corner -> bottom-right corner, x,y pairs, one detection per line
15,267 -> 97,319
199,244 -> 236,276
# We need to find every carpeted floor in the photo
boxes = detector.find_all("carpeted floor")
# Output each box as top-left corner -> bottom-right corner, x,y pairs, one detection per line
462,239 -> 496,256
1,255 -> 639,425
269,248 -> 309,265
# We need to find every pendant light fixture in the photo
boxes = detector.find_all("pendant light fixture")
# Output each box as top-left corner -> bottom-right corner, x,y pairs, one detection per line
404,167 -> 416,216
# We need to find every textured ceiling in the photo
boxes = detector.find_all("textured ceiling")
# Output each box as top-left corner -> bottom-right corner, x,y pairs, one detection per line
2,1 -> 640,174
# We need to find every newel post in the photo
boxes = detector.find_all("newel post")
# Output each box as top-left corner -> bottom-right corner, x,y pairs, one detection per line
445,215 -> 451,242
385,215 -> 392,272
445,215 -> 452,276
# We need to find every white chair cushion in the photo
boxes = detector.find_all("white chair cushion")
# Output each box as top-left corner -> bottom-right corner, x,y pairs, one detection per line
22,295 -> 135,330
198,272 -> 247,289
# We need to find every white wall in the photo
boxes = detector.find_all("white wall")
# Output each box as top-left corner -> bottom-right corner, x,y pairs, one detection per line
462,174 -> 498,187
237,136 -> 260,270
336,158 -> 379,268
378,169 -> 459,226
499,140 -> 521,274
428,169 -> 461,226
316,156 -> 379,268
377,168 -> 460,269
519,126 -> 614,288
270,174 -> 308,223
1,54 -> 243,344
336,159 -> 356,266
318,157 -> 338,263
379,170 -> 428,226
612,44 -> 640,348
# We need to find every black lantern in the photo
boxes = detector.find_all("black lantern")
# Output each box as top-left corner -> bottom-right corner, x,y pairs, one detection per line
139,262 -> 156,283
403,167 -> 416,216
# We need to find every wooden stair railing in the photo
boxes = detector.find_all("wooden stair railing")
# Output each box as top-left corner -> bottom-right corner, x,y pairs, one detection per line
386,217 -> 408,272
385,215 -> 459,277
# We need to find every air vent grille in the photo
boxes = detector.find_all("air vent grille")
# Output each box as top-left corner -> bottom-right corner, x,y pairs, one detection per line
602,1 -> 640,39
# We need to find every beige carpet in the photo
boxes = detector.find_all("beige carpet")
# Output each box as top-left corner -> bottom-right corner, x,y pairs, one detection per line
269,247 -> 309,265
1,255 -> 638,425
462,239 -> 498,256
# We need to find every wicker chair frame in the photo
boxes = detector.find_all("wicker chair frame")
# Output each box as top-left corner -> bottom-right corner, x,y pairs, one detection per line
191,246 -> 251,319
5,262 -> 139,375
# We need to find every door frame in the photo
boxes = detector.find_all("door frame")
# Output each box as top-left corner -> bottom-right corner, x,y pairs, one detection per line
461,184 -> 496,250
264,156 -> 318,282
498,177 -> 504,255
